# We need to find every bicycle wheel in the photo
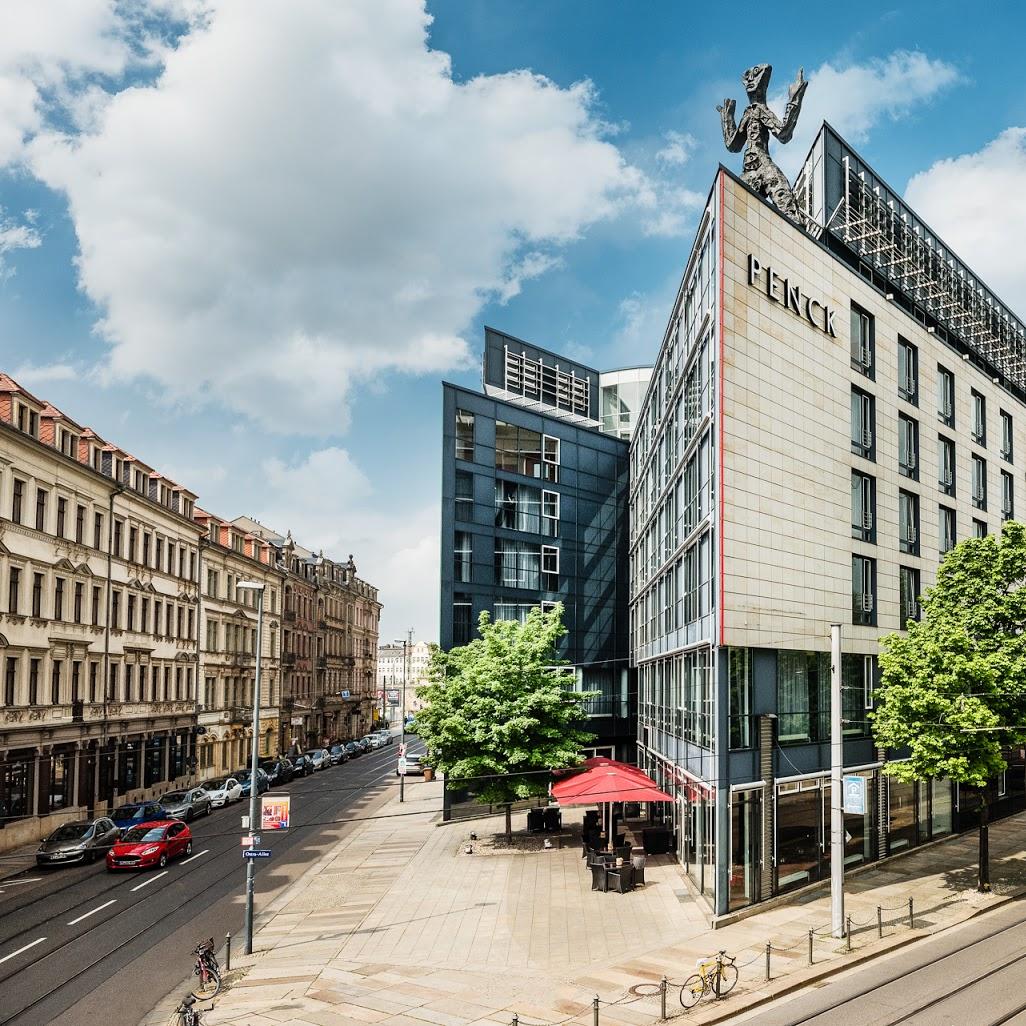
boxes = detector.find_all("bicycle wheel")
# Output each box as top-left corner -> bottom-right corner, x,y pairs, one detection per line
714,963 -> 738,997
679,973 -> 705,1009
192,966 -> 221,1000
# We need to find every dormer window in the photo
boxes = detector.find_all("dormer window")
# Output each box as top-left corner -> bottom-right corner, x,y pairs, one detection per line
16,404 -> 38,437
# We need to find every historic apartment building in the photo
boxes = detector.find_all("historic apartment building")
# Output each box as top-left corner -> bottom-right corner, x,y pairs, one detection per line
194,510 -> 283,775
232,517 -> 382,746
632,122 -> 1026,915
440,327 -> 650,760
0,374 -> 382,851
0,374 -> 202,851
376,639 -> 431,716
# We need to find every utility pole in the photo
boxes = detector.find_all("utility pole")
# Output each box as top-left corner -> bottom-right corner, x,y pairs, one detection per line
830,623 -> 844,938
237,581 -> 265,956
398,629 -> 413,803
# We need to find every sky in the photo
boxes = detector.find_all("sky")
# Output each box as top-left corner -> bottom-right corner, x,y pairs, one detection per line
2,0 -> 1026,646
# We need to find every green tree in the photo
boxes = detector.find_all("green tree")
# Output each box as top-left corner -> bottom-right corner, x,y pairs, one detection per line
873,521 -> 1026,891
416,604 -> 595,840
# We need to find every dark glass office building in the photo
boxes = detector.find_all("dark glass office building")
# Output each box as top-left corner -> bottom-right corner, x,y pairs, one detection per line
440,327 -> 640,757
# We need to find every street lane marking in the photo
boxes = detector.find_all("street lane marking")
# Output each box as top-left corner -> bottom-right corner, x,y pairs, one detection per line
130,870 -> 168,891
67,899 -> 117,926
1,878 -> 42,886
0,937 -> 46,964
181,850 -> 209,865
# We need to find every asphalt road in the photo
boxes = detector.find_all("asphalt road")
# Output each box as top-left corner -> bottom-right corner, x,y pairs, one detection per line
737,895 -> 1026,1026
0,739 -> 424,1026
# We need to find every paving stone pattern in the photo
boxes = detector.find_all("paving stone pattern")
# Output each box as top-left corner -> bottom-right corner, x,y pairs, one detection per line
142,784 -> 1026,1026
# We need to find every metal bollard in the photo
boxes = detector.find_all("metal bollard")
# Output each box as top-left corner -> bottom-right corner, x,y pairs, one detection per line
225,931 -> 232,972
877,906 -> 883,939
908,897 -> 914,930
593,994 -> 600,1026
808,928 -> 814,966
765,941 -> 771,982
660,976 -> 667,1020
512,1015 -> 519,1026
845,916 -> 852,953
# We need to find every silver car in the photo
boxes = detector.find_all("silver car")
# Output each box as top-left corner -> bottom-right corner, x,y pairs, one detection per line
161,787 -> 213,822
37,818 -> 120,866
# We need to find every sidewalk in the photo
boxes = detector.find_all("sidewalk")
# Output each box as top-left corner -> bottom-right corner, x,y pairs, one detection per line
142,784 -> 1026,1026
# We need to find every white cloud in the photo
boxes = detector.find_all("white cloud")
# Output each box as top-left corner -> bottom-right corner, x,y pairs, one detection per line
252,447 -> 438,642
767,51 -> 961,175
9,361 -> 77,387
0,209 -> 41,280
905,128 -> 1026,319
655,130 -> 696,167
28,0 -> 648,433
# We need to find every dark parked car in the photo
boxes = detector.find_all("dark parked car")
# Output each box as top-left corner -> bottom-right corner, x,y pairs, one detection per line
343,741 -> 362,759
328,744 -> 349,766
111,801 -> 169,831
238,768 -> 270,798
291,754 -> 315,777
260,759 -> 294,786
37,818 -> 120,866
107,821 -> 192,871
355,737 -> 371,753
161,787 -> 213,822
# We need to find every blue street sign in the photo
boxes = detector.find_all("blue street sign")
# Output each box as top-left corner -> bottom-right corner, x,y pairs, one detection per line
843,775 -> 866,815
244,849 -> 272,859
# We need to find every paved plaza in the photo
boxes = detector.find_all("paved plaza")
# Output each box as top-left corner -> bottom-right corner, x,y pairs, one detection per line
142,781 -> 1026,1026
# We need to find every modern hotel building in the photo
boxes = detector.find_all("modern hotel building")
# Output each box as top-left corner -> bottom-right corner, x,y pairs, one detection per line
440,327 -> 650,759
632,122 -> 1026,915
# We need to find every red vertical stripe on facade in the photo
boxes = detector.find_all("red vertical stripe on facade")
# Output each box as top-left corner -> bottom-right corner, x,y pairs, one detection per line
717,171 -> 725,648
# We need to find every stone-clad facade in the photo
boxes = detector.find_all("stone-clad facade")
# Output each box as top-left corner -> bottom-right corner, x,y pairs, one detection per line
633,123 -> 1026,915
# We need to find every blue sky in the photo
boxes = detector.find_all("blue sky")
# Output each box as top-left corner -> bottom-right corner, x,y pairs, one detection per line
2,0 -> 1026,643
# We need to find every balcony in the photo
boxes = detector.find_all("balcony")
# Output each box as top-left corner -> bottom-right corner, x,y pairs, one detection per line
282,651 -> 297,668
223,706 -> 251,723
230,652 -> 255,668
316,655 -> 327,669
283,609 -> 297,623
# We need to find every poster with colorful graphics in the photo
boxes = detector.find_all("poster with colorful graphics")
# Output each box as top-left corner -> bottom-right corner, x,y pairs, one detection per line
261,794 -> 291,831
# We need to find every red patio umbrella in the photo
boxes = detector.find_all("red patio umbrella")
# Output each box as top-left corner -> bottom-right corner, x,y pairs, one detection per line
552,764 -> 673,804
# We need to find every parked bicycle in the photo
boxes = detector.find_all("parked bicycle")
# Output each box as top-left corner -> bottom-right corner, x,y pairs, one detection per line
679,951 -> 738,1008
191,938 -> 222,1000
172,994 -> 202,1026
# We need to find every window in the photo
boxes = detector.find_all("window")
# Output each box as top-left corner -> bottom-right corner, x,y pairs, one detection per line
143,533 -> 151,566
8,567 -> 19,615
31,573 -> 42,617
75,504 -> 85,544
453,531 -> 472,583
851,387 -> 874,459
494,480 -> 540,532
155,537 -> 164,569
940,506 -> 956,555
74,582 -> 83,624
939,436 -> 955,496
111,589 -> 121,629
51,660 -> 62,704
850,303 -> 874,376
56,497 -> 67,537
972,390 -> 987,446
898,414 -> 918,479
852,555 -> 876,626
728,648 -> 752,749
494,539 -> 541,589
937,365 -> 955,427
12,479 -> 24,524
972,455 -> 987,510
455,470 -> 474,523
1002,470 -> 1014,521
541,490 -> 559,537
851,471 -> 875,542
453,595 -> 472,646
35,488 -> 47,532
541,545 -> 559,590
54,577 -> 65,621
899,566 -> 921,630
127,593 -> 136,631
542,435 -> 560,483
92,585 -> 101,626
973,518 -> 988,538
495,421 -> 544,478
455,409 -> 474,461
4,656 -> 15,705
1001,410 -> 1014,462
29,658 -> 39,704
113,519 -> 123,557
94,512 -> 103,549
777,650 -> 830,743
899,490 -> 919,555
898,337 -> 918,403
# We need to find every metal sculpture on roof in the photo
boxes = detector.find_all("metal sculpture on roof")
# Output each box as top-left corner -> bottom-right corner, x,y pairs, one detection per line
717,63 -> 808,222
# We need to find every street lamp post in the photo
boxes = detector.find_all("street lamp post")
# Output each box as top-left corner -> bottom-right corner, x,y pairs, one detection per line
237,580 -> 265,956
394,631 -> 413,802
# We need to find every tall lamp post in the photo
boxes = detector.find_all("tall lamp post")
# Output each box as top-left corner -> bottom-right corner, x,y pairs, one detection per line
394,630 -> 413,802
237,580 -> 265,956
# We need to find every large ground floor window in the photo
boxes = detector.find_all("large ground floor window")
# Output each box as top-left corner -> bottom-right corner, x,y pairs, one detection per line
729,788 -> 761,911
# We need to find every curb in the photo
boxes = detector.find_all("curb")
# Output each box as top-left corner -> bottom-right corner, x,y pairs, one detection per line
689,885 -> 1026,1025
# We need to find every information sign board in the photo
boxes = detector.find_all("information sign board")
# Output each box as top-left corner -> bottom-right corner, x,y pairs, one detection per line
843,775 -> 866,815
261,794 -> 291,831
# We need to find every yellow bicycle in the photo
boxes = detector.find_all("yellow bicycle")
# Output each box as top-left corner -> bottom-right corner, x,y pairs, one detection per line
679,951 -> 738,1009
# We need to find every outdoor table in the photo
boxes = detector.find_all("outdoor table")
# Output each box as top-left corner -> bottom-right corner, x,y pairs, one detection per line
605,864 -> 635,893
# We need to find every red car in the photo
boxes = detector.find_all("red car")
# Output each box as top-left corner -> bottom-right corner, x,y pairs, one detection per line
106,820 -> 193,871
